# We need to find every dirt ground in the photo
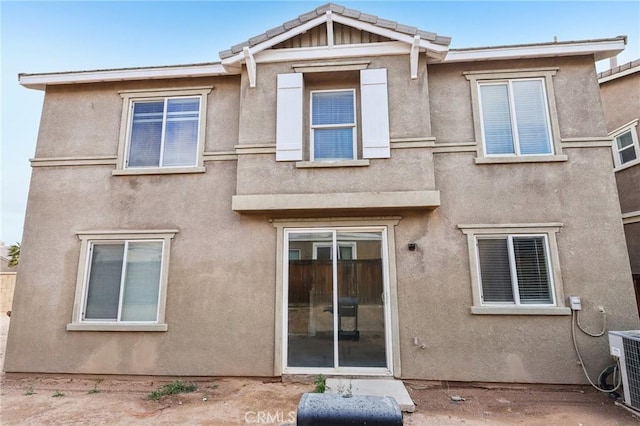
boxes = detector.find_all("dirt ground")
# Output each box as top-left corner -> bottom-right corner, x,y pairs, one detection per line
1,315 -> 639,425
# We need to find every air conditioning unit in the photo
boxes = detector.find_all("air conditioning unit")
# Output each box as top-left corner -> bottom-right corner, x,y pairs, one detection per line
609,330 -> 640,412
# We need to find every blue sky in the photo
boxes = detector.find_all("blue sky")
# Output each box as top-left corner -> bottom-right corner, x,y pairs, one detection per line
1,1 -> 639,245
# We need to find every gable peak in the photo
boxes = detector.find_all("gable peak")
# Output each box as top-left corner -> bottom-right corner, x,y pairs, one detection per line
219,2 -> 450,60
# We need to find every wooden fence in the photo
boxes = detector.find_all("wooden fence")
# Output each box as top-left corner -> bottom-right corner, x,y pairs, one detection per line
288,259 -> 383,305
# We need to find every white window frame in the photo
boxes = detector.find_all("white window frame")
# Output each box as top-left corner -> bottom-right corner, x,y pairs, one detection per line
309,89 -> 357,162
476,234 -> 554,306
115,87 -> 212,175
464,68 -> 567,164
458,223 -> 570,315
272,218 -> 402,377
288,248 -> 301,260
478,78 -> 554,157
67,230 -> 178,331
312,241 -> 357,260
610,119 -> 640,171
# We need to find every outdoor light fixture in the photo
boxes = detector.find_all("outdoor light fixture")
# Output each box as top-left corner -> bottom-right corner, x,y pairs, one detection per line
408,243 -> 417,251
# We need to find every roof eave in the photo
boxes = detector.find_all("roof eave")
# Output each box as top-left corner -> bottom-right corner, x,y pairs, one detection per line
598,64 -> 640,84
19,63 -> 232,91
444,38 -> 626,64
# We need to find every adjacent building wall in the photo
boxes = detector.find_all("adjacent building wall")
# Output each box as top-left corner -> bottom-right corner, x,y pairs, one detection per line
0,273 -> 16,314
599,64 -> 640,276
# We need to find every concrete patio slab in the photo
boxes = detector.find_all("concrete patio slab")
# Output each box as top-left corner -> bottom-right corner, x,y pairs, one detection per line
325,378 -> 416,412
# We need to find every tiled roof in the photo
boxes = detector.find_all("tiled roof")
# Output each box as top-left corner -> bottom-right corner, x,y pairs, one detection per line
450,36 -> 627,53
219,3 -> 451,59
597,58 -> 640,79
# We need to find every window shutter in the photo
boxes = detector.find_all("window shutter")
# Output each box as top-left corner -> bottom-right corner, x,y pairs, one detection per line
360,69 -> 390,159
276,73 -> 304,161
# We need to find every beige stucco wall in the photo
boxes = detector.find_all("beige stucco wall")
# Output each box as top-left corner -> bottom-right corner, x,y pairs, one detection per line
599,71 -> 640,133
599,68 -> 640,214
36,76 -> 241,158
5,54 -> 639,384
599,70 -> 640,213
396,147 -> 637,383
6,163 -> 280,375
625,222 -> 640,274
236,55 -> 434,197
617,165 -> 640,214
429,56 -> 608,142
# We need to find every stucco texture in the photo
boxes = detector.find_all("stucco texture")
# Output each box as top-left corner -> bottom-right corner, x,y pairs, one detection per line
5,162 -> 285,376
393,147 -> 638,384
5,53 -> 639,384
599,70 -> 640,133
625,222 -> 640,275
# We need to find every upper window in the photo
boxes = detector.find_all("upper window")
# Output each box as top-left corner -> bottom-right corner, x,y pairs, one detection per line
128,97 -> 200,168
68,230 -> 177,331
610,120 -> 640,170
465,68 -> 566,164
459,223 -> 569,315
479,79 -> 552,156
275,69 -> 390,163
310,90 -> 356,161
116,87 -> 211,175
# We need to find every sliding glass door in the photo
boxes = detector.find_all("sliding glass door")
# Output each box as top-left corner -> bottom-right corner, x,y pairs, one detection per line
285,228 -> 389,373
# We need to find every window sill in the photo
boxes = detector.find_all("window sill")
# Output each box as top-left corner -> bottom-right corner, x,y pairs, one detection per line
66,323 -> 168,331
614,158 -> 640,172
112,167 -> 206,176
296,160 -> 370,169
475,155 -> 568,164
471,306 -> 571,315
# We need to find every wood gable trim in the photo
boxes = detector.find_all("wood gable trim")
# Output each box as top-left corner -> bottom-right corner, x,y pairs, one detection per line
221,10 -> 449,81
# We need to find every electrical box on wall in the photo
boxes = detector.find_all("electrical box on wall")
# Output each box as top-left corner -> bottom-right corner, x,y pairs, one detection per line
569,296 -> 582,311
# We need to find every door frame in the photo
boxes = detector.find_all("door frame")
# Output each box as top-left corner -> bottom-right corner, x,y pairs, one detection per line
272,217 -> 401,377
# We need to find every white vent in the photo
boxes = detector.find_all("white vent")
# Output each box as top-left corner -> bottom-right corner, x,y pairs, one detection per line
609,330 -> 640,411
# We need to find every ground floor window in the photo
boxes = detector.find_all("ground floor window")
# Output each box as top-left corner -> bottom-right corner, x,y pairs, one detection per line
67,230 -> 177,331
459,223 -> 570,315
477,235 -> 553,304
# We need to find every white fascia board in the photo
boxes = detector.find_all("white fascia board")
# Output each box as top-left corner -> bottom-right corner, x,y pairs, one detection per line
599,64 -> 640,84
255,41 -> 410,64
221,15 -> 327,66
444,39 -> 625,63
19,63 -> 231,90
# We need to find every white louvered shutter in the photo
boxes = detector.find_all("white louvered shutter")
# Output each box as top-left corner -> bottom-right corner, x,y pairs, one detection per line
276,73 -> 304,161
360,69 -> 390,159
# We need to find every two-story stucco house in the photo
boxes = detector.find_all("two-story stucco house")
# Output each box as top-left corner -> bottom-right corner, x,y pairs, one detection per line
6,3 -> 639,384
598,59 -> 640,312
